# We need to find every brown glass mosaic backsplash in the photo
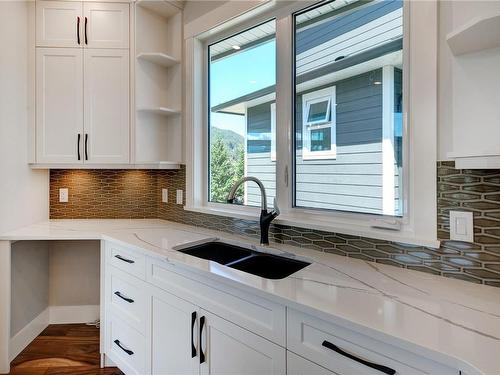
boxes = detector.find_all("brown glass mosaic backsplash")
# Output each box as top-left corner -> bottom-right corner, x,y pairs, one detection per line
50,162 -> 500,286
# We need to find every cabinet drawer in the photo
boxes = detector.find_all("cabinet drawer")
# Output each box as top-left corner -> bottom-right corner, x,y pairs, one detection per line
107,315 -> 146,375
107,266 -> 149,334
287,309 -> 456,375
287,351 -> 336,375
148,258 -> 286,346
107,242 -> 146,280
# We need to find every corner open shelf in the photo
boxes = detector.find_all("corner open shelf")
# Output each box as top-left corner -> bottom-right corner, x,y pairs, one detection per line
137,107 -> 181,117
137,52 -> 180,68
447,13 -> 500,56
134,0 -> 183,167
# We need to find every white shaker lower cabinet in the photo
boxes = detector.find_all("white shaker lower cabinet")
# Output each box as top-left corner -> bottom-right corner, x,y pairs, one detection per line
151,287 -> 199,375
102,241 -> 459,375
199,310 -> 285,375
84,49 -> 129,164
36,48 -> 83,164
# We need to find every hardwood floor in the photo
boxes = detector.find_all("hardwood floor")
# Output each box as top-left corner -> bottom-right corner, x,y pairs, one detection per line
9,324 -> 124,375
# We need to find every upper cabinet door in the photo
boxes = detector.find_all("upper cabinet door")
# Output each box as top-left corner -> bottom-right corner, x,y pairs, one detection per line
83,3 -> 129,49
36,48 -> 83,164
84,49 -> 129,164
36,1 -> 83,48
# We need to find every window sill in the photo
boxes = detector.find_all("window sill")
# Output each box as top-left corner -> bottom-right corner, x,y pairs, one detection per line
183,205 -> 440,249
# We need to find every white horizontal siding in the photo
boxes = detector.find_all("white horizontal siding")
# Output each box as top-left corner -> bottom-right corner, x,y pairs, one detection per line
296,8 -> 403,75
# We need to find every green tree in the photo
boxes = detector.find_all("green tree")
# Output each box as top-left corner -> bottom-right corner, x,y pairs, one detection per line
232,143 -> 245,204
210,135 -> 236,202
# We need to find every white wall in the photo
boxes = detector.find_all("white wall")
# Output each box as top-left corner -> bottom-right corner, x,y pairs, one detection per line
0,1 -> 48,234
437,1 -> 500,160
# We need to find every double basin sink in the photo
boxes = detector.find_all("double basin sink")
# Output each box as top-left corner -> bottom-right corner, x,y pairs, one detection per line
179,241 -> 310,279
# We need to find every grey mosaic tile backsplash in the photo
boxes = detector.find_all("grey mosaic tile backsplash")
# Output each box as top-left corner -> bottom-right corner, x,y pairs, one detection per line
50,162 -> 500,286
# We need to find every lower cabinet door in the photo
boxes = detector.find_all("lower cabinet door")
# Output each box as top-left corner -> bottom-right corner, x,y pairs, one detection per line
287,352 -> 336,375
200,310 -> 286,375
151,286 -> 200,375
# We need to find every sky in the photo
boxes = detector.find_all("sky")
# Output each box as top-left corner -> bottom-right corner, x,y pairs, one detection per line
209,39 -> 276,137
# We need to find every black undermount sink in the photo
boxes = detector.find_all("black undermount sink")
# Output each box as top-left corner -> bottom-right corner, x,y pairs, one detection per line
179,242 -> 310,279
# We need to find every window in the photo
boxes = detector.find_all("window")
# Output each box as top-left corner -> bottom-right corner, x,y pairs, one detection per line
186,0 -> 440,247
294,0 -> 404,217
302,87 -> 336,160
207,20 -> 276,209
270,103 -> 276,161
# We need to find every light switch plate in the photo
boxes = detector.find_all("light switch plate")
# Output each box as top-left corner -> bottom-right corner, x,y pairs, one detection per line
176,190 -> 183,205
450,211 -> 474,242
59,188 -> 69,203
162,188 -> 168,203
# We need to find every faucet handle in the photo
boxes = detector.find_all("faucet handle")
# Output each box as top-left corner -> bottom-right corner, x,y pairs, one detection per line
272,197 -> 280,216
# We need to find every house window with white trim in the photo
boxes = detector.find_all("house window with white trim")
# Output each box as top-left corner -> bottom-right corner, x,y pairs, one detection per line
302,87 -> 336,160
187,0 -> 442,246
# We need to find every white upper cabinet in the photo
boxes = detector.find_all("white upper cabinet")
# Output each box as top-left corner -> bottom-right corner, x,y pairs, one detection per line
83,2 -> 129,49
36,1 -> 129,49
84,49 -> 129,164
33,1 -> 130,166
36,1 -> 83,48
36,48 -> 83,164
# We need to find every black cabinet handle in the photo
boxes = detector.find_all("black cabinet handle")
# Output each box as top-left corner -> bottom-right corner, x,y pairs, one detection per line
322,341 -> 395,375
84,133 -> 88,160
191,311 -> 197,358
199,316 -> 206,364
114,291 -> 134,304
84,17 -> 88,45
77,133 -> 81,160
114,340 -> 134,356
114,254 -> 135,264
77,17 -> 80,45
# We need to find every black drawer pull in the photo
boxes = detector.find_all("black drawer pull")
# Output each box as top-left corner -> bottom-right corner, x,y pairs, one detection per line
114,254 -> 135,264
199,316 -> 206,364
114,291 -> 134,303
191,311 -> 197,358
114,339 -> 134,356
322,340 -> 396,375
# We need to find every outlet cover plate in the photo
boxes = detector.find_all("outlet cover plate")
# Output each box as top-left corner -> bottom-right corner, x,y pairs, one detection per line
59,188 -> 69,203
176,190 -> 183,205
162,188 -> 168,203
450,211 -> 474,242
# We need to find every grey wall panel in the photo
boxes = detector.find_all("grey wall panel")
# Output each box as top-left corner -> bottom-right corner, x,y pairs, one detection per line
11,241 -> 49,337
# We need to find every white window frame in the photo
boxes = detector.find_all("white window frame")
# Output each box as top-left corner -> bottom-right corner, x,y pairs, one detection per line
184,0 -> 440,248
270,102 -> 276,162
301,87 -> 336,160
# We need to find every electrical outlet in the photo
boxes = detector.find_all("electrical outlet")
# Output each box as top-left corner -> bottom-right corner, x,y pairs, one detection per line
162,188 -> 168,203
59,188 -> 69,203
176,190 -> 183,205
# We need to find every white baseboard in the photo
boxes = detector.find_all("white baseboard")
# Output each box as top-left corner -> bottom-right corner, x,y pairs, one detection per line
49,305 -> 100,324
9,308 -> 49,361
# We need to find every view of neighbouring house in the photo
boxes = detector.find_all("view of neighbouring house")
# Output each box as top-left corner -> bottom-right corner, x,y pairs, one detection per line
209,0 -> 404,217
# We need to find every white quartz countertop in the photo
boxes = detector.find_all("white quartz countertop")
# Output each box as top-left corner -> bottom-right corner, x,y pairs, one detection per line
2,219 -> 500,375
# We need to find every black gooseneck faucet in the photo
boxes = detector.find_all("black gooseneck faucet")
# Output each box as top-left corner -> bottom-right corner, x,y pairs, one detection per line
227,176 -> 280,246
